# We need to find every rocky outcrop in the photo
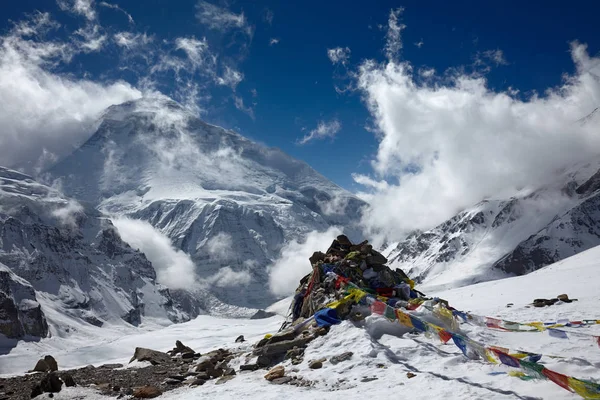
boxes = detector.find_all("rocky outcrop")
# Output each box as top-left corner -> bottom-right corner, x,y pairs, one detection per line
0,167 -> 189,334
0,263 -> 48,338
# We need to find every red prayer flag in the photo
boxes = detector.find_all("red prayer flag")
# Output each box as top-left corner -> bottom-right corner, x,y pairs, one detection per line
542,368 -> 573,392
438,329 -> 453,344
371,301 -> 386,315
595,336 -> 600,348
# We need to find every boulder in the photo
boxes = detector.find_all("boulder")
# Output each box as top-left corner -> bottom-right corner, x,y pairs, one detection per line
253,336 -> 315,358
189,378 -> 206,386
240,363 -> 259,371
330,352 -> 353,364
235,335 -> 245,343
406,372 -> 417,379
61,373 -> 76,387
129,347 -> 171,365
31,359 -> 50,373
251,310 -> 276,320
264,365 -> 285,381
132,386 -> 162,398
44,355 -> 58,371
309,359 -> 323,369
40,372 -> 63,393
271,376 -> 293,385
168,340 -> 195,356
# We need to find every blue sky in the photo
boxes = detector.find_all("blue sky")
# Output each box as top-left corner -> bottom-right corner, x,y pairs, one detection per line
2,0 -> 598,191
2,0 -> 600,240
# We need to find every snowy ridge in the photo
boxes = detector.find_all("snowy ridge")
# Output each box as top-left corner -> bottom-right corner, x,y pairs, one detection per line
48,96 -> 366,308
0,167 -> 186,340
387,159 -> 600,292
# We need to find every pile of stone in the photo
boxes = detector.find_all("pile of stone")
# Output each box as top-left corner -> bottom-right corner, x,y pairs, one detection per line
533,294 -> 577,307
289,234 -> 420,324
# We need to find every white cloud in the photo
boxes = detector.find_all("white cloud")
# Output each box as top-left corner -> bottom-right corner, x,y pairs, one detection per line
195,1 -> 252,36
206,232 -> 234,261
418,67 -> 435,78
0,12 -> 141,173
114,32 -> 152,49
263,8 -> 274,25
204,267 -> 251,288
57,0 -> 97,21
217,66 -> 244,89
99,1 -> 134,24
385,7 -> 405,61
113,218 -> 198,290
51,199 -> 84,228
414,39 -> 424,48
269,38 -> 280,46
298,119 -> 341,145
354,41 -> 600,242
268,226 -> 342,296
234,96 -> 255,119
474,49 -> 509,70
327,47 -> 351,65
175,36 -> 211,70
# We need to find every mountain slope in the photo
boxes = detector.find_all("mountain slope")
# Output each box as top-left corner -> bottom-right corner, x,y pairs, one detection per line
387,159 -> 600,292
3,245 -> 600,399
47,96 -> 366,308
0,167 -> 185,338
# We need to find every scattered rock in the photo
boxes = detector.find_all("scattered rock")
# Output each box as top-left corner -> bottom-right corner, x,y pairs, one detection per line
271,376 -> 292,385
330,352 -> 353,364
153,369 -> 168,375
168,375 -> 185,381
181,352 -> 195,359
240,364 -> 259,371
165,379 -> 181,385
44,356 -> 58,372
251,310 -> 276,320
285,347 -> 304,360
235,335 -> 245,343
130,347 -> 171,365
100,363 -> 124,369
506,303 -> 514,308
132,386 -> 162,398
61,373 -> 76,387
309,360 -> 323,369
113,385 -> 121,392
406,372 -> 417,379
361,377 -> 378,383
264,365 -> 285,381
223,368 -> 236,376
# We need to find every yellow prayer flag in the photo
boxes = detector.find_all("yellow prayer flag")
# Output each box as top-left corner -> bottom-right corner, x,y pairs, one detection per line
396,310 -> 413,328
568,377 -> 600,399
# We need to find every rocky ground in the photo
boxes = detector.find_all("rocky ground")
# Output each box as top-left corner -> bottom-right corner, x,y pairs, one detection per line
0,321 -> 331,400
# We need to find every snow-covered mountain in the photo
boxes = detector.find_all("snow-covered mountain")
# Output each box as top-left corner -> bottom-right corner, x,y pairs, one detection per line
387,159 -> 600,292
0,167 -> 186,339
47,96 -> 366,309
